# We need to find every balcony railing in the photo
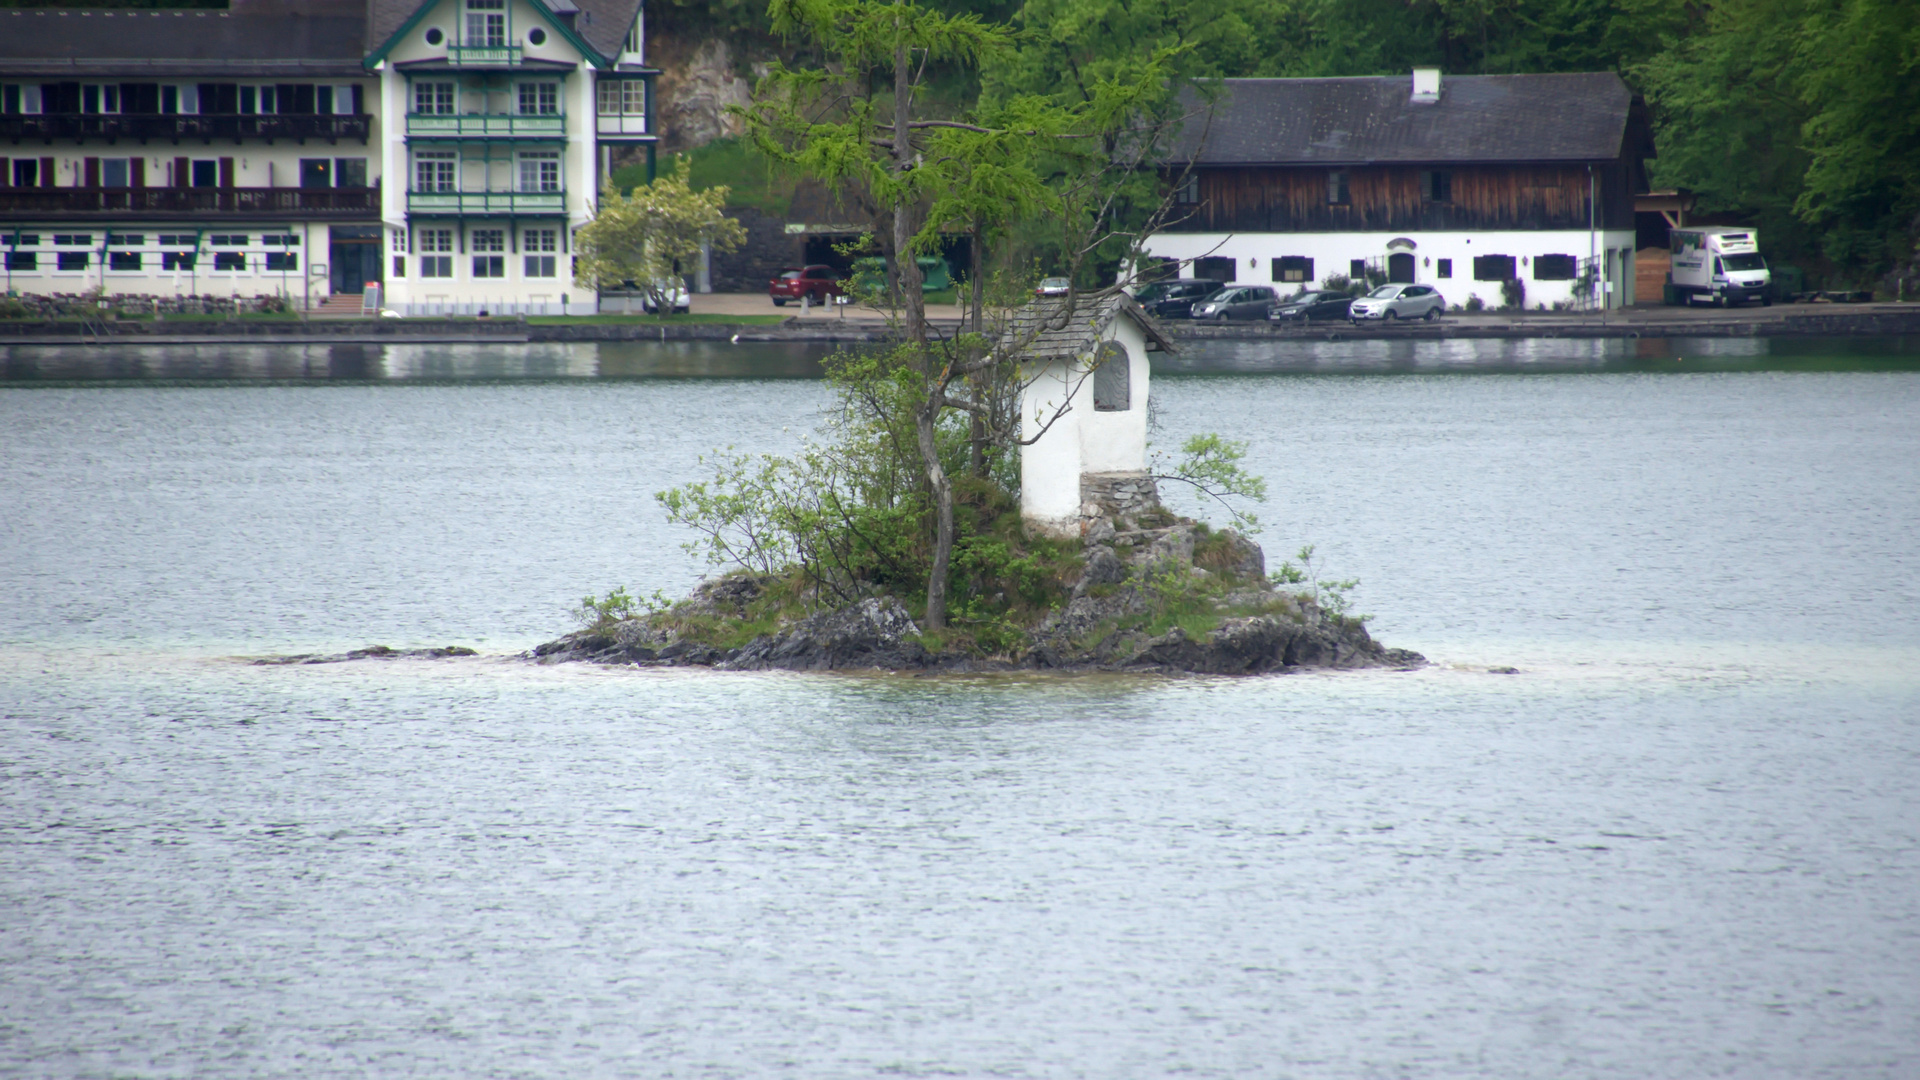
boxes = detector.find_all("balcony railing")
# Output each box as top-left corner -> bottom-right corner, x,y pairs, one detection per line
447,45 -> 523,66
595,114 -> 650,137
0,113 -> 371,144
407,190 -> 565,214
406,113 -> 567,138
0,186 -> 379,217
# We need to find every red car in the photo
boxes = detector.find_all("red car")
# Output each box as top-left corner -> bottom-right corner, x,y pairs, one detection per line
769,265 -> 845,306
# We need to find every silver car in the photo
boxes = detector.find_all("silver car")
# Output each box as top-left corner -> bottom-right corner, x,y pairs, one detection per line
1348,283 -> 1445,321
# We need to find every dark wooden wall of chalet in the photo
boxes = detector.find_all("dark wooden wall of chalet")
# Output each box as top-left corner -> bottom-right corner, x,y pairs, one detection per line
1169,163 -> 1637,233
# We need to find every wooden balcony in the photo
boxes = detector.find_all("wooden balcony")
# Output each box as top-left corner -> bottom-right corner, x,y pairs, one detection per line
447,45 -> 523,66
0,113 -> 371,146
0,186 -> 379,219
407,190 -> 565,214
406,113 -> 567,139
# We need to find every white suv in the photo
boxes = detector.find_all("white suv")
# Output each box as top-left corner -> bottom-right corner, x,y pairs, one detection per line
1348,283 -> 1446,321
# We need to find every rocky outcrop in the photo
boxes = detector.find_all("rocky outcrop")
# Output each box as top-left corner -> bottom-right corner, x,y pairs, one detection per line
651,37 -> 752,151
252,645 -> 477,665
528,514 -> 1423,676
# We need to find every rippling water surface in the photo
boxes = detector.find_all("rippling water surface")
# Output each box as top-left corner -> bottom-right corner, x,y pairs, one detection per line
3,338 -> 1917,1078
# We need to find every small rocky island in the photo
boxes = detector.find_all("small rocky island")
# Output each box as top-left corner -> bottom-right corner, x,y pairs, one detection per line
529,484 -> 1423,675
534,296 -> 1421,676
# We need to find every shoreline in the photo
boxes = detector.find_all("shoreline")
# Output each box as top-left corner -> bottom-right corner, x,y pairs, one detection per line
0,302 -> 1914,346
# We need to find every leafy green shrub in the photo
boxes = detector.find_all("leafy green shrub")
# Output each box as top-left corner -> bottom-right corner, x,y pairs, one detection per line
573,587 -> 640,629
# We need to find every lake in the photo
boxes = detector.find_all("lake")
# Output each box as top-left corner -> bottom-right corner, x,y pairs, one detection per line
3,337 -> 1916,1078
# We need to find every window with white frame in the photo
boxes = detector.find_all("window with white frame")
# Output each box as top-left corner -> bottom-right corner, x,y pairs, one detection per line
162,84 -> 200,115
472,229 -> 504,277
625,17 -> 642,55
518,152 -> 560,193
597,81 -> 645,115
414,81 -> 455,115
415,151 -> 457,193
524,228 -> 556,277
517,82 -> 559,116
465,0 -> 506,46
100,158 -> 131,188
420,228 -> 453,277
5,84 -> 44,114
82,84 -> 120,114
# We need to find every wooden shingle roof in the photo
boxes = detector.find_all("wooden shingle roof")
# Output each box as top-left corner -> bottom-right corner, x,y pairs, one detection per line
1005,293 -> 1177,361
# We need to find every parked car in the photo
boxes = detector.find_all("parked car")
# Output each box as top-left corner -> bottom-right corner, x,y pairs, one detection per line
769,264 -> 844,306
1191,285 -> 1280,320
641,280 -> 691,314
1348,283 -> 1446,321
1134,278 -> 1225,319
1268,289 -> 1355,324
1034,276 -> 1072,297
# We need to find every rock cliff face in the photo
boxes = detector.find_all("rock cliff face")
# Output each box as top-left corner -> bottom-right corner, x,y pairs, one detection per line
529,501 -> 1423,675
650,35 -> 753,152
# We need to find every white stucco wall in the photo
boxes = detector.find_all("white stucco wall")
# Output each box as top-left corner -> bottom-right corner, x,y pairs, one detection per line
1077,318 -> 1151,474
1143,228 -> 1640,309
1019,316 -> 1153,536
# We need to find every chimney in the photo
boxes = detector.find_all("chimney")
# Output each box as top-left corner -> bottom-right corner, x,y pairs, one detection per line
1411,67 -> 1442,104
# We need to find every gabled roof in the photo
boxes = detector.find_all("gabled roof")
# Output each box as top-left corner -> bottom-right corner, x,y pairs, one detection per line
367,0 -> 641,69
1171,73 -> 1644,167
1007,293 -> 1178,361
0,0 -> 367,77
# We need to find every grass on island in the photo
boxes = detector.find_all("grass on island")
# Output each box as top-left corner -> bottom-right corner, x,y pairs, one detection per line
579,479 -> 1316,661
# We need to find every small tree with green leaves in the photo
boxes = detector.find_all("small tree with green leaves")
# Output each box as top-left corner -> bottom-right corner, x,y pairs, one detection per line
573,157 -> 747,315
737,0 -> 1189,629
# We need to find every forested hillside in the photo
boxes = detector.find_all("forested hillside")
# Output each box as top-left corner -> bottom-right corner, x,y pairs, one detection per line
648,0 -> 1917,291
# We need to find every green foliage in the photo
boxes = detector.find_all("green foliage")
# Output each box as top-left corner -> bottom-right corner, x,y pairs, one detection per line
573,587 -> 640,629
614,138 -> 808,217
1633,0 -> 1919,284
573,157 -> 748,315
1154,433 -> 1267,533
1270,545 -> 1365,621
1499,277 -> 1526,311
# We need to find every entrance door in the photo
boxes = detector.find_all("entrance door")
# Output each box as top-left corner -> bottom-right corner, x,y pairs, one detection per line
328,225 -> 383,295
1388,252 -> 1416,283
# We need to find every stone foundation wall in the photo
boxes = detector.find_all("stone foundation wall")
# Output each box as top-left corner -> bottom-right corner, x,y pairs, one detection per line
1080,471 -> 1160,532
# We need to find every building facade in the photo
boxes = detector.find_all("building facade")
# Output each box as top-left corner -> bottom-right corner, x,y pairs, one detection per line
0,0 -> 653,314
1146,71 -> 1655,311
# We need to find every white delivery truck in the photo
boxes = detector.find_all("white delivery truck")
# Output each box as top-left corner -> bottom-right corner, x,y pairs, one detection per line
1669,226 -> 1772,306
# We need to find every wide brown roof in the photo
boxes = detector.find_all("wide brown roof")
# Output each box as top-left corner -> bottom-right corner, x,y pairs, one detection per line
1172,73 -> 1645,166
0,0 -> 368,76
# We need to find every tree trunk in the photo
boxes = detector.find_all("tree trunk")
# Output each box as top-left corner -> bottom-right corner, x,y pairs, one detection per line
968,219 -> 988,478
893,35 -> 949,631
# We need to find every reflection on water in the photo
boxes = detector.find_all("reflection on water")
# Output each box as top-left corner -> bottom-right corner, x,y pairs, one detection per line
1168,333 -> 1920,375
2,334 -> 1915,383
0,340 -> 833,383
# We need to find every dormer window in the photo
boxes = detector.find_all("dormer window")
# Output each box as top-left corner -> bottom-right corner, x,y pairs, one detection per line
465,0 -> 506,47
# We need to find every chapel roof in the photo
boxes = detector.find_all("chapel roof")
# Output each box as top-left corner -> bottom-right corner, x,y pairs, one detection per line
1006,293 -> 1178,361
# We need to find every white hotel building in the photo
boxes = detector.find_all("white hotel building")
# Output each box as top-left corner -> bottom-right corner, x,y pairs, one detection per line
0,0 -> 655,314
1147,71 -> 1655,311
